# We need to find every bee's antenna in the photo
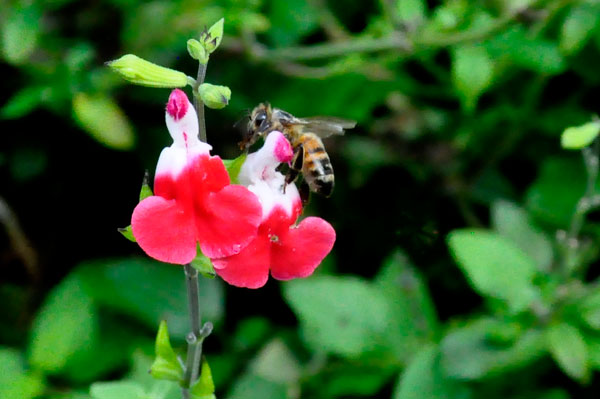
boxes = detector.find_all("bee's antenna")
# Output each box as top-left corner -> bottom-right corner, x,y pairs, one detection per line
233,115 -> 249,129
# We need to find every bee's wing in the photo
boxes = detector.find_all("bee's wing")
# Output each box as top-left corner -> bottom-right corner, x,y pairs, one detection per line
298,116 -> 357,138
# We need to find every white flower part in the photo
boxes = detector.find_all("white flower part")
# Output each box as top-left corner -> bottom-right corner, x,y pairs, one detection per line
238,131 -> 299,219
156,89 -> 212,177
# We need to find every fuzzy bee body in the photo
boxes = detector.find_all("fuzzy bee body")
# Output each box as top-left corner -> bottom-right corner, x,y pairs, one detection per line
241,103 -> 355,198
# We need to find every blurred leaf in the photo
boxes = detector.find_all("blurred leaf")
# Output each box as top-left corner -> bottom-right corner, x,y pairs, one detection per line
440,319 -> 546,380
546,322 -> 589,381
579,288 -> 600,329
485,27 -> 566,74
374,250 -> 439,362
90,381 -> 144,399
451,44 -> 493,112
561,121 -> 600,150
396,0 -> 427,24
232,317 -> 272,352
150,321 -> 184,382
447,229 -> 538,311
526,157 -> 595,226
588,338 -> 600,369
77,258 -> 223,338
222,152 -> 247,184
1,4 -> 40,64
125,351 -> 180,399
319,363 -> 397,397
283,276 -> 390,358
28,273 -> 99,373
491,200 -> 553,272
268,0 -> 318,47
225,374 -> 287,399
190,358 -> 216,399
0,347 -> 45,399
72,93 -> 136,150
560,4 -> 600,55
471,167 -> 516,204
394,344 -> 470,399
249,339 -> 301,384
1,86 -> 47,119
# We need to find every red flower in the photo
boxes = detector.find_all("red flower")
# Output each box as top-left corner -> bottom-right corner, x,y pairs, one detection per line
131,89 -> 262,264
212,132 -> 336,288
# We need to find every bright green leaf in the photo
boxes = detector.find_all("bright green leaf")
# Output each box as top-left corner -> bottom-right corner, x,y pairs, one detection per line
546,323 -> 589,381
491,200 -> 553,271
222,153 -> 247,184
1,86 -> 47,119
283,276 -> 390,358
451,44 -> 494,112
561,121 -> 600,150
72,93 -> 135,150
250,339 -> 301,384
396,0 -> 426,24
448,229 -> 538,311
90,381 -> 145,399
118,225 -> 136,242
28,273 -> 99,373
190,248 -> 216,279
139,170 -> 154,201
150,321 -> 184,382
0,347 -> 45,399
1,4 -> 40,64
190,358 -> 216,399
560,4 -> 600,55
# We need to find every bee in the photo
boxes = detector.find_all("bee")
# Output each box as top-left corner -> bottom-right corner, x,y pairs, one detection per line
240,103 -> 356,198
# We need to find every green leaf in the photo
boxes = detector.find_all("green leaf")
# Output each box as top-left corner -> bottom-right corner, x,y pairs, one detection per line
225,374 -> 286,399
546,322 -> 589,381
579,289 -> 600,329
232,317 -> 271,352
28,273 -> 99,373
393,344 -> 470,399
0,347 -> 45,399
139,170 -> 154,201
1,86 -> 47,119
283,276 -> 390,358
588,338 -> 600,369
318,363 -> 396,397
222,153 -> 247,184
249,339 -> 301,384
491,200 -> 553,272
561,121 -> 600,150
396,0 -> 426,24
90,381 -> 145,399
560,4 -> 600,55
72,93 -> 135,151
440,319 -> 546,380
187,39 -> 209,64
1,4 -> 40,64
118,225 -> 136,242
190,248 -> 216,279
447,229 -> 538,311
374,250 -> 439,362
77,258 -> 223,338
150,321 -> 184,382
190,358 -> 216,399
451,44 -> 494,112
268,0 -> 318,47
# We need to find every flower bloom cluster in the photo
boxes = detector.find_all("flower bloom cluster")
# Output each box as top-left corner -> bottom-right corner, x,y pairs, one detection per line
131,89 -> 335,288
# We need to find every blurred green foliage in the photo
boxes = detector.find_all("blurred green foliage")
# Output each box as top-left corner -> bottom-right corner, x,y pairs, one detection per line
4,0 -> 600,398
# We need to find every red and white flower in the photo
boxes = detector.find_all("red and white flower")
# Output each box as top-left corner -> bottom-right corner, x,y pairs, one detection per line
131,89 -> 262,264
213,131 -> 336,288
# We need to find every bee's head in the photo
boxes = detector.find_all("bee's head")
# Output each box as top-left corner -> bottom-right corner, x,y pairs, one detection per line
240,103 -> 272,149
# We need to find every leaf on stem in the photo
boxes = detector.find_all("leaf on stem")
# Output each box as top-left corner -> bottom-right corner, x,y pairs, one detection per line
190,247 -> 216,279
561,121 -> 600,150
190,358 -> 216,399
150,321 -> 184,382
546,322 -> 589,382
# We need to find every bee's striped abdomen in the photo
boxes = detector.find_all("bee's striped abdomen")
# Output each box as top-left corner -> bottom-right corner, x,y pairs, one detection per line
296,133 -> 335,197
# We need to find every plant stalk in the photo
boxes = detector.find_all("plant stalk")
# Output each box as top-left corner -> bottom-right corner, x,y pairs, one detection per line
193,62 -> 208,142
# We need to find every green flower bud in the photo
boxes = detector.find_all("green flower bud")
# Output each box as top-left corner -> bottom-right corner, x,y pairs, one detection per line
187,39 -> 209,64
107,54 -> 189,88
200,18 -> 224,54
198,83 -> 231,109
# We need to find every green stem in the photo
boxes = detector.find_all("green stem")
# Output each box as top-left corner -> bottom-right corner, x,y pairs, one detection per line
193,62 -> 208,142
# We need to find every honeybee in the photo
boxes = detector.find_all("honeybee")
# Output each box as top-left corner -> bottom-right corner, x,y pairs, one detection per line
241,103 -> 356,198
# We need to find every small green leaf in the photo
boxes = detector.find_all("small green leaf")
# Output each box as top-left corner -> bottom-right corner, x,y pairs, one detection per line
190,248 -> 216,279
107,54 -> 189,88
139,170 -> 154,201
187,39 -> 209,64
0,348 -> 45,399
190,358 -> 216,399
546,323 -> 589,381
448,229 -> 538,311
90,381 -> 145,399
72,93 -> 135,150
560,4 -> 600,55
1,4 -> 40,64
396,0 -> 426,24
491,200 -> 553,271
561,121 -> 600,150
118,225 -> 136,242
202,18 -> 224,53
451,44 -> 494,112
28,273 -> 99,373
222,153 -> 247,184
198,83 -> 231,109
1,86 -> 47,119
150,321 -> 183,382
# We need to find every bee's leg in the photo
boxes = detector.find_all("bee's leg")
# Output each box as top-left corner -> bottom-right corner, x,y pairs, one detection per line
284,145 -> 303,193
299,179 -> 310,207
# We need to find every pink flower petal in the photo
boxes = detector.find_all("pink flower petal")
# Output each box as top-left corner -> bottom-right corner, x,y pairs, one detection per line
213,236 -> 271,288
197,184 -> 263,258
131,196 -> 197,264
270,217 -> 336,280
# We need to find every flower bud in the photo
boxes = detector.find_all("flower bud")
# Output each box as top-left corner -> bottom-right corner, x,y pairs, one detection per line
187,39 -> 209,64
198,83 -> 231,109
107,54 -> 189,88
200,18 -> 224,54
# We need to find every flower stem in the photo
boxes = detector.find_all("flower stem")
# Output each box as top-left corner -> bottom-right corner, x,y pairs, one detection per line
193,62 -> 208,142
181,264 -> 213,399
